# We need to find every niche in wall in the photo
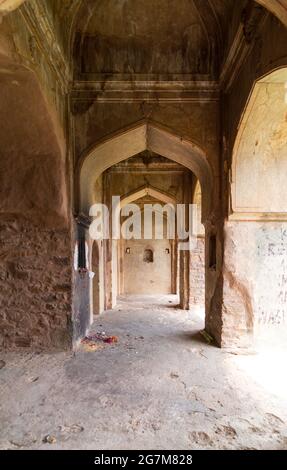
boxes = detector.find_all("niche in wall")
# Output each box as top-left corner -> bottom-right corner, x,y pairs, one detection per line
143,248 -> 154,263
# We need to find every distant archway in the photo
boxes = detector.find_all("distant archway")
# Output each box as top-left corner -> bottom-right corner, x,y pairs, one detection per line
120,185 -> 176,209
118,187 -> 177,297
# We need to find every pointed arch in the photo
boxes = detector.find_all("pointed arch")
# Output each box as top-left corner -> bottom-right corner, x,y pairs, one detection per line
120,185 -> 176,209
77,121 -> 213,221
230,67 -> 287,220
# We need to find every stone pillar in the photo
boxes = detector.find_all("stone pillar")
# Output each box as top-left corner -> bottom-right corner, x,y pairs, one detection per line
72,216 -> 91,345
171,240 -> 178,294
189,237 -> 205,312
179,250 -> 190,309
103,172 -> 113,310
204,218 -> 223,346
179,173 -> 192,310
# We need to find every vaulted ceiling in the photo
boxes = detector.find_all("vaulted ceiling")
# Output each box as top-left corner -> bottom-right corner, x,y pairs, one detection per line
73,0 -> 236,78
1,0 -> 287,80
2,0 -> 287,28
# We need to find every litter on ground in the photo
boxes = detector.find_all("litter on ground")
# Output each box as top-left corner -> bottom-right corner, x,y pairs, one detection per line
80,332 -> 119,351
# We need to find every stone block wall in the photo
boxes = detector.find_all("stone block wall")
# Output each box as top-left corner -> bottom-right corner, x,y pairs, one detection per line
190,237 -> 205,311
0,217 -> 72,350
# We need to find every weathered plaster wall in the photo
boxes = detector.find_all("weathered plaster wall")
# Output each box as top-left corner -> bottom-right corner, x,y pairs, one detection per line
0,59 -> 68,222
221,222 -> 287,348
0,49 -> 72,350
231,80 -> 287,213
0,7 -> 69,132
123,239 -> 172,295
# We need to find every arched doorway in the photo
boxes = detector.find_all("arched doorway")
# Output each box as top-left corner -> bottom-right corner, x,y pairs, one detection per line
77,122 -> 212,218
74,122 -> 213,339
118,186 -> 177,298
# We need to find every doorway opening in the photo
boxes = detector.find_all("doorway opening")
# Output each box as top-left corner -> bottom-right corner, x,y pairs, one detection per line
74,122 -> 212,344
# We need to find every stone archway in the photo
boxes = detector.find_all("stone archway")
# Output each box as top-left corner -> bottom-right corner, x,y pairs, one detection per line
118,185 -> 178,297
77,121 -> 213,221
120,185 -> 176,209
75,122 -> 214,339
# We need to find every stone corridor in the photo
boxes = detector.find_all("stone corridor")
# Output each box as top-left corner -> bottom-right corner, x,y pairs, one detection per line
1,0 -> 287,453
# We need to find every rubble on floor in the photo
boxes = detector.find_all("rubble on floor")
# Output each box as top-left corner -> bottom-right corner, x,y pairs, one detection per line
80,332 -> 119,352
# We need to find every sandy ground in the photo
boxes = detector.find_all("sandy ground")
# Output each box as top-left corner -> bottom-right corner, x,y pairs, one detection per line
0,295 -> 287,450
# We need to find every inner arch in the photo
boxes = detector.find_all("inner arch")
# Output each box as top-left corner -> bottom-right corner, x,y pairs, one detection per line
78,122 -> 213,221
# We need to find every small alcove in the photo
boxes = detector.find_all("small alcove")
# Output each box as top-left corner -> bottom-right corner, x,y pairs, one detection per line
143,248 -> 154,263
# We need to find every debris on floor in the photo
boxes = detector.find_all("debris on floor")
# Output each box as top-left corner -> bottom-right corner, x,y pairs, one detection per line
89,332 -> 118,344
58,424 -> 84,435
26,376 -> 39,383
42,434 -> 57,444
0,360 -> 6,369
81,339 -> 104,352
170,372 -> 179,379
80,332 -> 119,351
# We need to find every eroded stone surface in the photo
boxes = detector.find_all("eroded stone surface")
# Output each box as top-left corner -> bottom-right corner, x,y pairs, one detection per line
0,217 -> 72,350
220,222 -> 287,348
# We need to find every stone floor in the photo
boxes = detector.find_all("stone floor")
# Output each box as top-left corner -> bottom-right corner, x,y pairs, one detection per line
0,295 -> 287,450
